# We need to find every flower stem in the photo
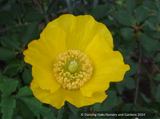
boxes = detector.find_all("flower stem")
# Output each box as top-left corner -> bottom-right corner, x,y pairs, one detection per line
134,44 -> 142,107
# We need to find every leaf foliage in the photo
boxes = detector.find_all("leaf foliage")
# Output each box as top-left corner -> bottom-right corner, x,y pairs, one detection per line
0,0 -> 160,118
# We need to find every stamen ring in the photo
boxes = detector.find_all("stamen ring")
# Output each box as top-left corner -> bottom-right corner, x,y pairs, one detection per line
53,50 -> 93,90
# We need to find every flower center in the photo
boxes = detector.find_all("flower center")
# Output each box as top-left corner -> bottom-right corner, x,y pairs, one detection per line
53,50 -> 93,90
68,60 -> 78,73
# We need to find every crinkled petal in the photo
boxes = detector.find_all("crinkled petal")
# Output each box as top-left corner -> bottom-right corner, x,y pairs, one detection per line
31,79 -> 107,109
23,27 -> 67,93
80,35 -> 130,97
48,14 -> 113,51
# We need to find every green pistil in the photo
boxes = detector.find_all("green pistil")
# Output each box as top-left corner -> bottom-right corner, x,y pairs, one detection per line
68,60 -> 78,73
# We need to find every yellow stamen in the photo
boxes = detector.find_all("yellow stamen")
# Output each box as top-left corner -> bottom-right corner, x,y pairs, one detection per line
53,50 -> 93,90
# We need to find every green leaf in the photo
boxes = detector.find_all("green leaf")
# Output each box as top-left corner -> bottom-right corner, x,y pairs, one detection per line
21,22 -> 39,45
148,15 -> 159,24
140,33 -> 159,52
21,97 -> 55,119
57,106 -> 64,119
69,113 -> 78,119
141,46 -> 155,58
0,10 -> 15,25
125,59 -> 138,76
22,69 -> 33,84
1,36 -> 20,50
0,70 -> 3,84
91,4 -> 109,20
120,27 -> 133,40
0,78 -> 18,98
140,93 -> 151,103
113,11 -> 133,26
135,6 -> 150,23
25,12 -> 44,23
118,48 -> 134,58
123,77 -> 135,89
126,0 -> 136,14
117,97 -> 124,105
16,101 -> 35,119
121,103 -> 133,112
145,20 -> 157,30
155,53 -> 160,62
4,60 -> 24,76
10,3 -> 22,21
124,40 -> 137,51
154,74 -> 160,82
150,102 -> 160,113
0,98 -> 16,119
68,102 -> 79,115
14,86 -> 32,98
143,1 -> 157,10
100,19 -> 113,27
100,91 -> 117,111
157,1 -> 160,14
115,82 -> 124,95
156,84 -> 160,102
115,3 -> 126,11
92,103 -> 101,111
0,47 -> 17,60
145,29 -> 160,40
15,116 -> 23,119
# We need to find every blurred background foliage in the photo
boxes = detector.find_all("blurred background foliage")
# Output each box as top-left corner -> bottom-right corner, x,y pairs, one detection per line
0,0 -> 160,119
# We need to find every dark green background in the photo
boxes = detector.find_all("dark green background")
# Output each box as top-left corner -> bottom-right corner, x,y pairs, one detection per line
0,0 -> 160,119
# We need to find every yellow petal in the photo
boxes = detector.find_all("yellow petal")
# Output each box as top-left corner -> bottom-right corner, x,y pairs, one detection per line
23,27 -> 67,93
31,79 -> 107,109
48,14 -> 113,51
80,35 -> 130,97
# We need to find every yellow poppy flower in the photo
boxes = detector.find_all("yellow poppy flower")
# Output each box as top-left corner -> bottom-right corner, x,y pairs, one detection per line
23,14 -> 130,109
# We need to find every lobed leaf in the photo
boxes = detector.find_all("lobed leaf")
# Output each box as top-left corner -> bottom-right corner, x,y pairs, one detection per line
14,86 -> 32,98
4,60 -> 24,77
22,69 -> 33,84
21,97 -> 55,119
0,98 -> 16,119
0,36 -> 20,50
0,78 -> 18,98
0,47 -> 17,61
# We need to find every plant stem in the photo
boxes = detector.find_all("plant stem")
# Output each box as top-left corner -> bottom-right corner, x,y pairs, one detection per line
134,45 -> 142,107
